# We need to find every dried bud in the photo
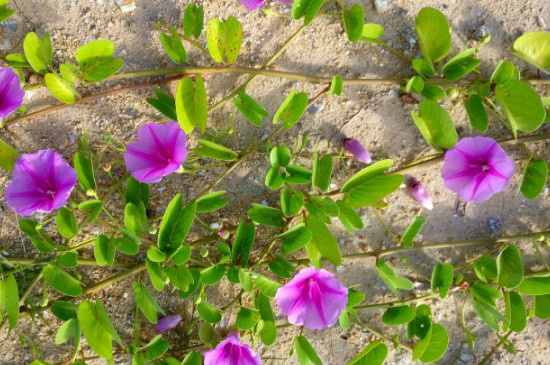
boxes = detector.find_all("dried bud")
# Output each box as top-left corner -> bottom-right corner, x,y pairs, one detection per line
342,138 -> 372,164
154,315 -> 182,333
409,178 -> 433,210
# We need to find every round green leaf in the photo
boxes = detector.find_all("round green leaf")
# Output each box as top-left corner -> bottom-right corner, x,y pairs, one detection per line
343,4 -> 364,43
200,264 -> 226,285
512,31 -> 550,73
466,94 -> 489,132
56,207 -> 78,239
197,301 -> 221,323
259,320 -> 277,346
414,7 -> 451,63
360,23 -> 384,43
382,305 -> 415,325
504,291 -> 526,333
42,264 -> 82,297
236,307 -> 261,330
497,245 -> 524,289
520,159 -> 548,200
45,73 -> 80,104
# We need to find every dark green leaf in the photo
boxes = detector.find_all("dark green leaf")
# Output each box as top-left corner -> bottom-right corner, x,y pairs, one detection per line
0,275 -> 19,332
124,202 -> 148,237
466,94 -> 489,132
176,76 -> 207,133
146,246 -> 167,263
73,151 -> 96,192
95,235 -> 115,266
410,99 -> 458,152
78,200 -> 102,223
125,177 -> 150,207
133,282 -> 164,323
247,203 -> 285,228
307,215 -> 341,266
517,276 -> 550,295
431,262 -> 453,299
420,83 -> 445,101
414,7 -> 451,64
441,48 -> 481,81
146,87 -> 177,120
145,338 -> 169,361
200,264 -> 226,285
51,301 -> 78,321
412,323 -> 449,362
407,305 -> 432,340
497,244 -> 524,288
181,352 -> 203,365
470,282 -> 503,306
277,224 -> 313,254
183,3 -> 204,38
273,91 -> 309,130
56,207 -> 78,238
520,159 -> 548,200
401,216 -> 426,247
336,200 -> 363,235
146,259 -> 166,291
474,256 -> 498,283
312,153 -> 332,192
534,294 -> 550,319
342,4 -> 364,43
196,190 -> 229,212
158,195 -> 196,257
471,297 -> 506,332
178,268 -> 201,298
78,300 -> 122,359
194,139 -> 238,161
165,265 -> 194,291
259,320 -> 277,346
236,307 -> 261,330
197,301 -> 221,323
231,221 -> 255,267
382,305 -> 415,325
199,322 -> 214,344
291,0 -> 325,26
160,27 -> 187,64
233,91 -> 268,126
504,291 -> 526,332
57,252 -> 78,268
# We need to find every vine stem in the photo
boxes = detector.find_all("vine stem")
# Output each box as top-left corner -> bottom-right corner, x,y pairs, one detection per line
478,330 -> 513,365
350,316 -> 413,352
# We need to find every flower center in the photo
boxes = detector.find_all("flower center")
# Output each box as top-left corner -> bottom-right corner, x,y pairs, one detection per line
481,163 -> 490,173
46,190 -> 57,200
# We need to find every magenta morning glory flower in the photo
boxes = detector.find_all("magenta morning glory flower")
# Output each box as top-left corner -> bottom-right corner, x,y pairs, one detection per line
5,150 -> 77,216
203,332 -> 261,365
275,267 -> 348,330
441,136 -> 515,203
343,138 -> 372,164
124,122 -> 187,184
154,315 -> 182,333
409,177 -> 433,210
240,0 -> 292,11
0,67 -> 25,122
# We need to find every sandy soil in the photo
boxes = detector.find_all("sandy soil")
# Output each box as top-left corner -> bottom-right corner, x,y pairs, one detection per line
1,0 -> 550,364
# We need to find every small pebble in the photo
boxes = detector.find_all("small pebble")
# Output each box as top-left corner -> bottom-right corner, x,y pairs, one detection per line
307,101 -> 325,115
114,0 -> 136,13
157,186 -> 166,191
210,222 -> 220,229
488,218 -> 502,231
198,170 -> 205,178
373,0 -> 388,12
261,199 -> 268,206
0,20 -> 18,32
537,16 -> 547,28
336,265 -> 345,272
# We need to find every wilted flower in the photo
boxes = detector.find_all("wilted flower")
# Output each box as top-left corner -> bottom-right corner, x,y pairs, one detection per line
203,332 -> 261,365
0,67 -> 25,122
408,177 -> 433,210
5,150 -> 77,216
154,315 -> 182,333
240,0 -> 292,11
275,267 -> 348,330
441,136 -> 515,203
343,138 -> 372,164
124,122 -> 187,184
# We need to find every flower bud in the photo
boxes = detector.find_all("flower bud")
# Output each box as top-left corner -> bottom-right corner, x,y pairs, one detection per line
408,178 -> 433,210
103,163 -> 111,172
218,230 -> 230,239
342,138 -> 372,164
154,315 -> 182,333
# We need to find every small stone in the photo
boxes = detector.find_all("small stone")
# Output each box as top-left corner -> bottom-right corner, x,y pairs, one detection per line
336,265 -> 345,272
157,186 -> 166,192
460,353 -> 473,362
261,199 -> 268,206
0,20 -> 18,32
0,38 -> 12,51
198,170 -> 205,179
114,0 -> 136,13
488,218 -> 502,231
537,16 -> 547,29
210,222 -> 220,229
307,101 -> 324,115
373,0 -> 388,13
476,11 -> 482,17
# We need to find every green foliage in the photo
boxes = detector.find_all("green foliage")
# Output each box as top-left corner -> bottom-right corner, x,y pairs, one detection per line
270,146 -> 291,168
200,264 -> 226,285
231,221 -> 255,267
312,153 -> 333,192
19,219 -> 56,252
382,305 -> 415,325
517,276 -> 550,295
75,40 -> 124,82
196,190 -> 229,212
520,159 -> 548,200
23,32 -> 53,74
431,262 -> 453,298
503,291 -> 526,333
183,3 -> 204,39
512,31 -> 550,74
197,300 -> 221,323
412,323 -> 449,363
294,335 -> 323,365
405,76 -> 424,93
490,61 -> 519,85
441,48 -> 481,81
376,259 -> 413,299
253,273 -> 282,297
55,207 -> 78,239
78,200 -> 102,223
410,99 -> 458,152
78,299 -> 122,359
146,87 -> 177,120
466,94 -> 489,132
401,216 -> 426,247
276,224 -> 312,254
158,195 -> 196,257
0,275 -> 19,332
0,0 -> 16,23
126,177 -> 150,207
342,4 -> 364,43
497,244 -> 524,288
414,7 -> 451,64
347,340 -> 388,365
273,91 -> 309,130
94,235 -> 115,266
42,264 -> 82,297
327,76 -> 343,96
194,139 -> 238,161
160,27 -> 187,64
412,58 -> 435,78
360,23 -> 384,43
206,16 -> 243,64
133,282 -> 164,323
307,215 -> 341,266
0,137 -> 20,172
336,200 -> 363,235
247,203 -> 285,227
44,73 -> 80,104
233,91 -> 268,126
236,307 -> 261,330
474,255 -> 497,283
291,0 -> 325,26
176,76 -> 208,133
534,294 -> 550,319
407,305 -> 432,340
73,150 -> 96,193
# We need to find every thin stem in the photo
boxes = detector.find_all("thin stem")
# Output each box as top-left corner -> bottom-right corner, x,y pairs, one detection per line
479,331 -> 513,365
355,292 -> 434,310
350,316 -> 413,352
372,207 -> 400,243
181,35 -> 208,54
378,41 -> 412,64
19,273 -> 43,306
533,239 -> 550,272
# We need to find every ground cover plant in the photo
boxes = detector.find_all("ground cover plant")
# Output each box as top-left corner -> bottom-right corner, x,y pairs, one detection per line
1,0 -> 550,364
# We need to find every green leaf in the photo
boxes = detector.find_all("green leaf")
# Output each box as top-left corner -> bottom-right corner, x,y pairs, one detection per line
466,94 -> 489,132
294,336 -> 323,365
160,27 -> 187,64
133,282 -> 164,324
276,224 -> 313,254
340,159 -> 404,208
78,300 -> 122,359
0,5 -> 15,24
517,276 -> 550,295
327,76 -> 343,96
412,324 -> 449,362
490,61 -> 520,85
183,3 -> 204,39
470,282 -> 503,306
474,256 -> 498,283
512,31 -> 550,74
178,268 -> 201,298
534,294 -> 550,319
347,340 -> 388,365
291,0 -> 325,26
401,216 -> 426,247
60,62 -> 80,84
420,83 -> 445,101
56,207 -> 78,238
503,291 -> 526,333
376,259 -> 413,299
43,264 -> 82,297
497,245 -> 524,288
194,139 -> 238,161
23,32 -> 52,74
236,307 -> 261,330
45,73 -> 80,104
55,318 -> 79,346
312,153 -> 332,192
414,7 -> 451,64
19,219 -> 55,252
382,305 -> 415,325
407,305 -> 432,340
0,275 -> 19,332
471,297 -> 506,332
57,252 -> 78,268
51,301 -> 78,321
196,190 -> 229,212
5,53 -> 30,68
0,137 -> 20,172
158,195 -> 196,257
273,91 -> 309,130
253,273 -> 282,297
181,352 -> 203,365
206,16 -> 242,64
259,320 -> 277,346
125,177 -> 149,207
270,146 -> 291,168
307,215 -> 341,266
412,58 -> 435,78
94,235 -> 115,266
73,151 -> 96,192
304,195 -> 339,224
75,39 -> 124,82
342,4 -> 364,43
431,262 -> 453,299
145,339 -> 169,361
200,264 -> 226,285
238,269 -> 253,291
247,203 -> 285,228
146,87 -> 177,121
125,202 -> 148,237
199,322 -> 214,344
176,76 -> 207,133
336,200 -> 363,235
359,23 -> 384,43
146,246 -> 166,263
347,289 -> 366,308
410,99 -> 458,152
232,221 -> 255,267
520,159 -> 548,200
78,200 -> 102,223
441,48 -> 481,81
285,165 -> 312,184
405,76 -> 424,94
233,91 -> 268,126
165,265 -> 194,291
197,301 -> 221,323
495,80 -> 546,137
146,259 -> 167,291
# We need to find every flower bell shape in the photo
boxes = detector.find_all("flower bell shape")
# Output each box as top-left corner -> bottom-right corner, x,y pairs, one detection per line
343,138 -> 372,164
154,315 -> 182,333
275,267 -> 348,330
0,67 -> 25,122
203,332 -> 262,365
124,122 -> 187,184
240,0 -> 292,11
441,136 -> 515,203
409,178 -> 433,210
5,150 -> 77,216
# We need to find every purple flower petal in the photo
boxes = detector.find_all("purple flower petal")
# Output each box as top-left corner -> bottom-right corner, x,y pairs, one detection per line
240,0 -> 293,11
343,138 -> 372,164
154,315 -> 182,333
203,332 -> 261,365
5,150 -> 77,216
441,137 -> 514,203
276,267 -> 348,330
124,122 -> 187,183
409,178 -> 433,210
0,67 -> 25,121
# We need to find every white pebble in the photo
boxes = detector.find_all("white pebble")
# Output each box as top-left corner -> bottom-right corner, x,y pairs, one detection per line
210,222 -> 220,229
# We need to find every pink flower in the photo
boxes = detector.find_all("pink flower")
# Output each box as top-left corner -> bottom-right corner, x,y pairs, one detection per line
5,150 -> 77,216
203,332 -> 261,365
275,267 -> 348,330
409,178 -> 433,210
0,67 -> 24,122
154,315 -> 182,333
240,0 -> 292,11
343,138 -> 372,164
441,137 -> 515,203
124,122 -> 187,184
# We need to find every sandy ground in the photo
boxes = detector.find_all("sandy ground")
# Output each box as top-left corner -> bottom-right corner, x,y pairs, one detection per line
1,0 -> 550,364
